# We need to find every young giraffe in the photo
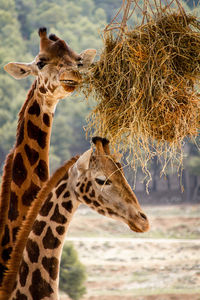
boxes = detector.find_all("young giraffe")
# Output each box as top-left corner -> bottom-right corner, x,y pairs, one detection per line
0,137 -> 149,300
0,27 -> 96,284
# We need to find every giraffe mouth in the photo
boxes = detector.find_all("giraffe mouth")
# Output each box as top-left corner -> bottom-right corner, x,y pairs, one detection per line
128,220 -> 149,233
60,80 -> 78,87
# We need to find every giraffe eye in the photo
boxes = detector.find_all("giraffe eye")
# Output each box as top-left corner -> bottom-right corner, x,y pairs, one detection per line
37,61 -> 46,70
95,178 -> 111,186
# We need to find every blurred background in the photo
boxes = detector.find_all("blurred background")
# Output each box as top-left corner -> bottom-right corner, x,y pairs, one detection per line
0,0 -> 200,299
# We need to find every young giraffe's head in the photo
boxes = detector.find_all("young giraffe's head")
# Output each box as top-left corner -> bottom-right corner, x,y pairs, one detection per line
4,27 -> 96,100
71,137 -> 149,232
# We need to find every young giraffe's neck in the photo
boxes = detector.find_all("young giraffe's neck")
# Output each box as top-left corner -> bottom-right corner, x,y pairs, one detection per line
0,79 -> 59,283
1,157 -> 79,300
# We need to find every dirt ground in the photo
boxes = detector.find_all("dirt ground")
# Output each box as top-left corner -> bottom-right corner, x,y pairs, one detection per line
84,295 -> 200,300
61,205 -> 200,300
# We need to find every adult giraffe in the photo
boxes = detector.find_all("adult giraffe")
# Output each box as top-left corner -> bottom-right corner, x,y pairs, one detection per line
0,137 -> 149,300
0,27 -> 96,284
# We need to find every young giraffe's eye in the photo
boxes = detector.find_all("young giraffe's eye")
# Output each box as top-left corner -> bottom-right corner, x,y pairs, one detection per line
37,61 -> 46,70
95,178 -> 112,186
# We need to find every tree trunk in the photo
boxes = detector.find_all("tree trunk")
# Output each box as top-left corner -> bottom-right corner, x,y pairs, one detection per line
191,176 -> 200,202
166,174 -> 171,190
182,170 -> 190,202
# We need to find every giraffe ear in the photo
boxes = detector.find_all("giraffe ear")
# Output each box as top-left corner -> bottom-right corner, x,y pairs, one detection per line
4,62 -> 34,79
76,149 -> 93,172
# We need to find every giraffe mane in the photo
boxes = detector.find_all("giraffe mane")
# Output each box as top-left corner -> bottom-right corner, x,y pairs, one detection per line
0,80 -> 38,293
16,80 -> 37,140
0,151 -> 14,243
0,155 -> 79,298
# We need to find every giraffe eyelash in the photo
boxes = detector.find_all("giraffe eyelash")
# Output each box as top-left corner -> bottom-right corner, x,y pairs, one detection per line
95,178 -> 111,186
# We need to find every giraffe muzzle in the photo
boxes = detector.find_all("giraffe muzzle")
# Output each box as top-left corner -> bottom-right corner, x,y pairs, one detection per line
128,211 -> 150,233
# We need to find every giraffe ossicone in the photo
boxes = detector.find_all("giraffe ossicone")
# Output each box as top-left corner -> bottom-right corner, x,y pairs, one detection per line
1,137 -> 149,300
0,27 -> 96,285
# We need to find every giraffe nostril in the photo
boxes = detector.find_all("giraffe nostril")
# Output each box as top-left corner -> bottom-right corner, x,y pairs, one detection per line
139,212 -> 147,221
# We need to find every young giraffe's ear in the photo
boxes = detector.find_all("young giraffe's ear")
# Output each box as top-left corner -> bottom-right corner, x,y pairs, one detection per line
76,148 -> 93,172
4,62 -> 34,79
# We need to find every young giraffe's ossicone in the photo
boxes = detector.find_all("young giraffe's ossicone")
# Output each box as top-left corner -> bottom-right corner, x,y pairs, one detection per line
0,137 -> 149,300
0,27 -> 96,284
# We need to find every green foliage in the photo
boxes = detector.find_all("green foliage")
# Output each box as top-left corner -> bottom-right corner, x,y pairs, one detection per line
187,156 -> 200,175
59,243 -> 87,300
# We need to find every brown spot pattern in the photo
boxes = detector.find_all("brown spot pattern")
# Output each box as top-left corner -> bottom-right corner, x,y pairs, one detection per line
29,269 -> 53,299
89,190 -> 95,198
50,204 -> 67,224
43,113 -> 50,127
107,208 -> 118,216
0,264 -> 7,285
28,100 -> 40,116
56,226 -> 65,235
27,120 -> 47,149
63,191 -> 70,198
2,247 -> 12,261
12,153 -> 27,187
42,227 -> 61,249
26,239 -> 39,263
8,191 -> 19,221
34,159 -> 48,182
80,183 -> 85,193
39,192 -> 53,216
22,181 -> 40,206
14,290 -> 28,300
85,181 -> 92,193
98,195 -> 104,204
32,220 -> 46,236
55,183 -> 67,198
98,209 -> 105,215
62,200 -> 73,213
39,86 -> 47,94
83,195 -> 92,204
42,256 -> 59,280
93,201 -> 101,207
24,144 -> 39,166
19,259 -> 29,287
1,225 -> 10,246
12,227 -> 19,242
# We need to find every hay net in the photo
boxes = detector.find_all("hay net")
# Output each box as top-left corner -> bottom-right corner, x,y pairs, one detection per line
82,0 -> 200,184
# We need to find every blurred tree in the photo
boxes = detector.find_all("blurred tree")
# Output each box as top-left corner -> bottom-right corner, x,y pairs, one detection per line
187,0 -> 200,8
50,94 -> 91,173
93,0 -> 122,21
183,140 -> 200,202
59,243 -> 87,300
0,0 -> 30,168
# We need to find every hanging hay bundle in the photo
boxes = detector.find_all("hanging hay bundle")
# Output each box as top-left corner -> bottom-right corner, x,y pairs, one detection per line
82,0 -> 200,175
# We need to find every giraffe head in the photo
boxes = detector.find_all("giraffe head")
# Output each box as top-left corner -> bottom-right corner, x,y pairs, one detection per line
71,137 -> 149,233
4,27 -> 96,99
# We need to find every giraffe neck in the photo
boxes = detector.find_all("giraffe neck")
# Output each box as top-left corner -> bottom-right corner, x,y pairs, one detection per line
0,79 -> 59,284
11,196 -> 78,300
1,157 -> 79,300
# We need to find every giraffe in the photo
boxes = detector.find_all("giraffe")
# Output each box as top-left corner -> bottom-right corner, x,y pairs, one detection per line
0,137 -> 149,300
0,27 -> 96,284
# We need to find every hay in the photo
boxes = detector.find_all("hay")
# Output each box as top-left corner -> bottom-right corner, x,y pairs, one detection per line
82,4 -> 200,177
